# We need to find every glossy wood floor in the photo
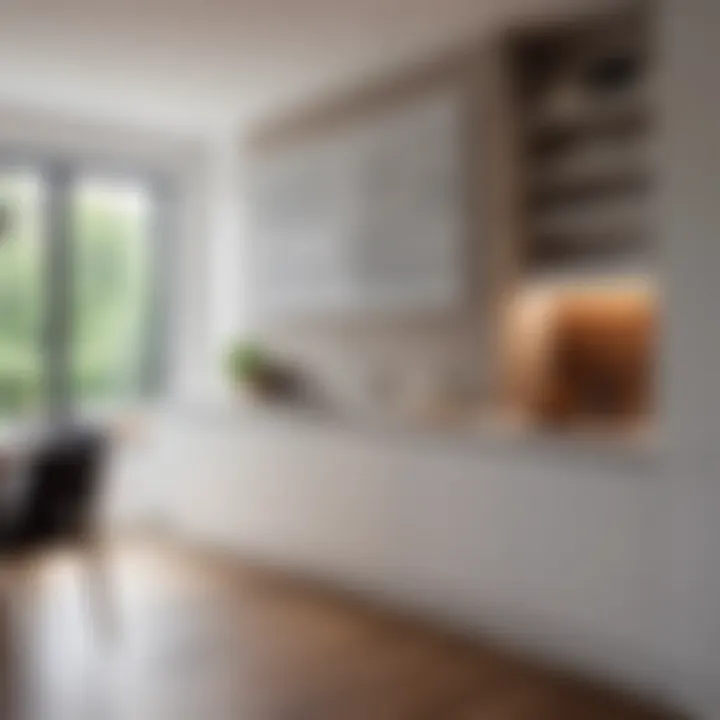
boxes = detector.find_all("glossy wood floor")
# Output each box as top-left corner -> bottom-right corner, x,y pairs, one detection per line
1,538 -> 682,720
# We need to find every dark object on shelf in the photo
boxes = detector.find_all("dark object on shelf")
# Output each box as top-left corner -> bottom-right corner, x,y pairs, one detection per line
584,54 -> 641,95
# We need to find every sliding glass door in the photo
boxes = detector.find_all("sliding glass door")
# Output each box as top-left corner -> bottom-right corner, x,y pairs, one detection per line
0,159 -> 169,424
71,177 -> 155,409
0,168 -> 46,421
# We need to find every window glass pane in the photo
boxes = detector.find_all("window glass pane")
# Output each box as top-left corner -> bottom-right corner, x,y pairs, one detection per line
71,178 -> 154,408
0,170 -> 45,422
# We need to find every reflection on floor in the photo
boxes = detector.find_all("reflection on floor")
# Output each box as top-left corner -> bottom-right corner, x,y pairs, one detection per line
1,538 -> 681,720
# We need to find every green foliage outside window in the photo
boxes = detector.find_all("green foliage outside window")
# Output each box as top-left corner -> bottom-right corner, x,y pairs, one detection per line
0,175 -> 151,419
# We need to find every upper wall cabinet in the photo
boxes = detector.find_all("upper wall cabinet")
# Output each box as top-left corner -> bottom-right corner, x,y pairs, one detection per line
248,90 -> 466,318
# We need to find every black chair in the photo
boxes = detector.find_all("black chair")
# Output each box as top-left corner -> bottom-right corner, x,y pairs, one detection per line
1,424 -> 114,640
5,425 -> 107,551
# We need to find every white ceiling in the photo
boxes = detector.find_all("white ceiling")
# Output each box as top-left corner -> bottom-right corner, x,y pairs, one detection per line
0,0 -> 606,134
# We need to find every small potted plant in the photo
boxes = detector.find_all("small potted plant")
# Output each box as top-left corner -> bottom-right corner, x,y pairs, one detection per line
226,340 -> 276,400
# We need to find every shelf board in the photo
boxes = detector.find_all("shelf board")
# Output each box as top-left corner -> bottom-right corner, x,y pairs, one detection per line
527,235 -> 652,271
527,104 -> 651,153
529,168 -> 651,207
525,255 -> 654,283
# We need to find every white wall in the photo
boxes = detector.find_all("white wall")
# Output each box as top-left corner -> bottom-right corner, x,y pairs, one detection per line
655,0 -> 720,714
108,1 -> 720,717
204,133 -> 254,396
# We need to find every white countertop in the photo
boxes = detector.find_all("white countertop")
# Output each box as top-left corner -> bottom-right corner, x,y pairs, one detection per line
166,398 -> 658,476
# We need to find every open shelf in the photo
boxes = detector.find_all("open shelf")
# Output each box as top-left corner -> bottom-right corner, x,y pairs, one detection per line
502,5 -> 658,437
510,5 -> 656,276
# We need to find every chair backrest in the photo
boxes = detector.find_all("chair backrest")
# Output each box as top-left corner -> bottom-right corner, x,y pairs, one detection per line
10,426 -> 108,549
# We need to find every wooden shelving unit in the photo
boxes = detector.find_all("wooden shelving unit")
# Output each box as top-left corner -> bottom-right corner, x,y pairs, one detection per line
509,6 -> 655,276
498,7 -> 658,435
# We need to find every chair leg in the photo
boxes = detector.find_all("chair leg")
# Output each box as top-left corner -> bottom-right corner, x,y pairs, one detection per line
81,537 -> 116,646
0,556 -> 36,720
0,571 -> 15,720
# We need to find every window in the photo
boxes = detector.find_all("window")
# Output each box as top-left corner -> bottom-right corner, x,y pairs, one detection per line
0,168 -> 45,419
0,160 -> 170,423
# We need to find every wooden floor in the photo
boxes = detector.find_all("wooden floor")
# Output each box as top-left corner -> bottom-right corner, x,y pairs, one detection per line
0,539 -> 682,720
